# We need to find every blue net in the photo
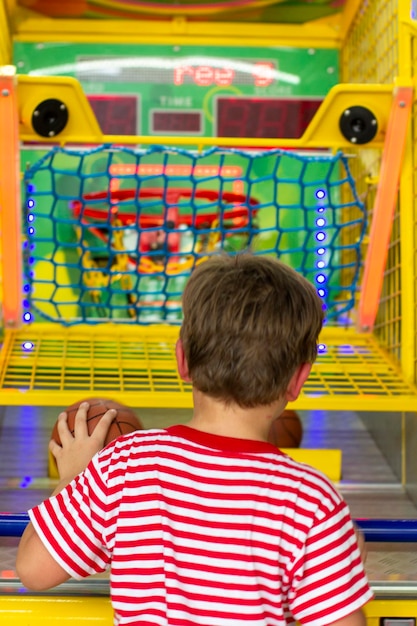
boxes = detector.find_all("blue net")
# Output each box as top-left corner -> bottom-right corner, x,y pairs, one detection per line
23,144 -> 366,326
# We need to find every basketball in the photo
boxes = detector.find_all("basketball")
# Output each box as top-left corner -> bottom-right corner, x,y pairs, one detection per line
268,410 -> 303,448
51,397 -> 143,447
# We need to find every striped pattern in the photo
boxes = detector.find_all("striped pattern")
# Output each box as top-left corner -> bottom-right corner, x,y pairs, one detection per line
30,426 -> 372,625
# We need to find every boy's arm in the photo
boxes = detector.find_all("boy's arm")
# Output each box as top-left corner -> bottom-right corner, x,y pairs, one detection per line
16,403 -> 116,590
290,497 -> 372,626
16,496 -> 72,591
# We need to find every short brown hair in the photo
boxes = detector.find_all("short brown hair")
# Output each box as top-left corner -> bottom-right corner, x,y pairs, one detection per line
180,254 -> 324,408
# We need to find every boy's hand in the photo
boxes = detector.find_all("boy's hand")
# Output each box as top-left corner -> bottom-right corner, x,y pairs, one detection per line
49,401 -> 116,482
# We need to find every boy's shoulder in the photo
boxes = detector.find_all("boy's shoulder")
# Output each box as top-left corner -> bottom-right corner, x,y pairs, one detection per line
101,426 -> 341,504
92,427 -> 347,533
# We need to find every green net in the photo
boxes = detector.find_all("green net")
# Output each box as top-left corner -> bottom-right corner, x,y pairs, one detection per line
23,144 -> 366,326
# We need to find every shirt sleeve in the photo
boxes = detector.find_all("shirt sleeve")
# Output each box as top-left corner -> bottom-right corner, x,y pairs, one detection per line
288,499 -> 374,625
28,455 -> 111,580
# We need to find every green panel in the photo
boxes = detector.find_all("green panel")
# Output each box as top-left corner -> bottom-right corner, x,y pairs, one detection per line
13,42 -> 339,136
16,42 -> 349,326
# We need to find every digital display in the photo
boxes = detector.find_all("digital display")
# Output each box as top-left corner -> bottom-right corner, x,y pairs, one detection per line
77,56 -> 276,87
152,110 -> 202,134
216,97 -> 322,139
173,62 -> 274,87
87,95 -> 138,135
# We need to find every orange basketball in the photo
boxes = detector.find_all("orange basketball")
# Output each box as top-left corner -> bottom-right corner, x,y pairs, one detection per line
268,410 -> 303,448
51,397 -> 143,448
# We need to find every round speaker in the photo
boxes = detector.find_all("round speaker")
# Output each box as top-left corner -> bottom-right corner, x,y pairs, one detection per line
31,99 -> 69,137
339,106 -> 378,144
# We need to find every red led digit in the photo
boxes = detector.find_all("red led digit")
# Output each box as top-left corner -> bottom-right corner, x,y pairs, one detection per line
153,111 -> 201,133
173,64 -> 235,86
217,97 -> 322,139
174,65 -> 195,85
214,67 -> 235,86
217,99 -> 251,137
87,95 -> 137,135
194,66 -> 214,86
300,100 -> 323,131
253,62 -> 275,87
255,101 -> 293,138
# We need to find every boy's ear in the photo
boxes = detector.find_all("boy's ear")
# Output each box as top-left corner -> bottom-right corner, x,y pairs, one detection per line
175,339 -> 192,382
285,363 -> 312,402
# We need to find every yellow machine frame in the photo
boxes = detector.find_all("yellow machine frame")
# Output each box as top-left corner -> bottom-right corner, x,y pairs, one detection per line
1,1 -> 417,625
0,77 -> 416,414
0,595 -> 417,626
0,0 -> 416,411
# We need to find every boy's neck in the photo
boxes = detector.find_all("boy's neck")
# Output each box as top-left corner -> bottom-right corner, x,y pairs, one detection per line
186,389 -> 286,443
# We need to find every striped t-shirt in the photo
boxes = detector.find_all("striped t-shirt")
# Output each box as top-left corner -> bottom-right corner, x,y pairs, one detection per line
29,425 -> 373,625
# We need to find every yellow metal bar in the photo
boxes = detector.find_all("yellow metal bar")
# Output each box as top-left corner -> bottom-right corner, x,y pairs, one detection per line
93,0 -> 280,16
365,600 -> 417,623
0,65 -> 22,329
12,11 -> 341,48
17,76 -> 393,150
1,591 -> 416,624
0,0 -> 12,65
0,595 -> 113,625
358,84 -> 413,331
48,445 -> 342,481
398,2 -> 413,79
398,107 -> 415,383
397,3 -> 417,384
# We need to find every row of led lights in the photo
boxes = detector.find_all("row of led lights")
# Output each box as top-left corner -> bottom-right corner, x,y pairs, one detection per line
22,191 -> 36,352
315,188 -> 328,355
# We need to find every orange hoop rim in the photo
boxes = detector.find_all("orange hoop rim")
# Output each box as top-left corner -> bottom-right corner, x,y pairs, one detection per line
70,187 -> 259,228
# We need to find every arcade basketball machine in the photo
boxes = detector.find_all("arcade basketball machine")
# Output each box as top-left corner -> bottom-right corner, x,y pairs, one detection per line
1,0 -> 417,624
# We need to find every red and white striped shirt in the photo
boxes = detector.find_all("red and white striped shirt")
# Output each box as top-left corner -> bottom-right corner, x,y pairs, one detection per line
29,426 -> 372,625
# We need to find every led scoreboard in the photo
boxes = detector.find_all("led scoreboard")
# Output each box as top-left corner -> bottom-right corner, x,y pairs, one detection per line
14,43 -> 339,139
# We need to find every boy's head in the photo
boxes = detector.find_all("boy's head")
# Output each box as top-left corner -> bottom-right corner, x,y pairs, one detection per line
179,254 -> 324,408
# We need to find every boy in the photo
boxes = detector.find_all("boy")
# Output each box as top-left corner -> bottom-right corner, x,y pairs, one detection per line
17,254 -> 373,625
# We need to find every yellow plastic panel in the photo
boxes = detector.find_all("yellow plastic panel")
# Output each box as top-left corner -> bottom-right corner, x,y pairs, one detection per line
48,443 -> 341,481
365,599 -> 417,624
281,449 -> 342,482
16,75 -> 393,150
48,444 -> 341,481
1,593 -> 416,625
0,595 -> 112,625
12,12 -> 341,49
17,75 -> 103,142
0,324 -> 416,411
297,83 -> 392,150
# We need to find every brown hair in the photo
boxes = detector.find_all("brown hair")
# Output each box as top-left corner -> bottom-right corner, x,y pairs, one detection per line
180,254 -> 324,408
